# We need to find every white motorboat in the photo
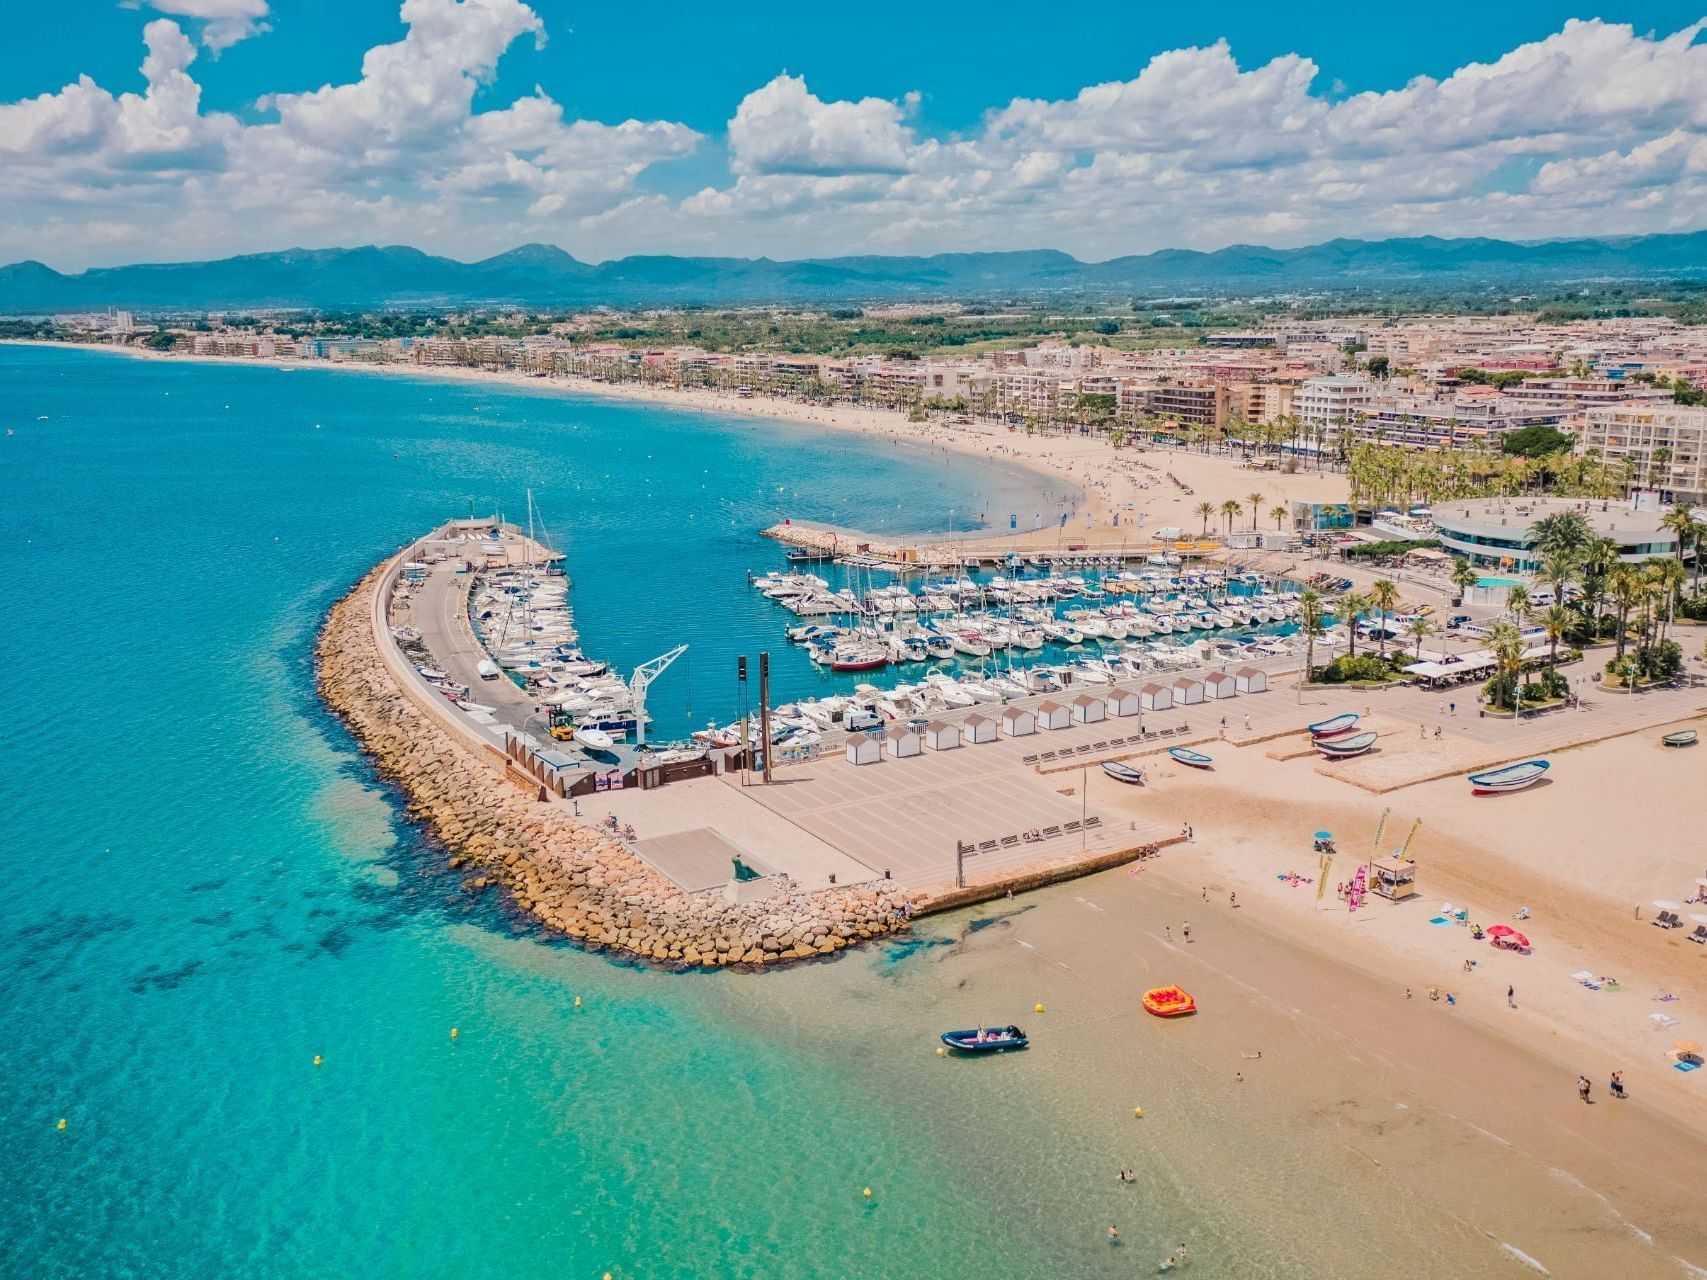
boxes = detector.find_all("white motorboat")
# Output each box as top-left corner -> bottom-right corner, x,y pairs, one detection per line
576,727 -> 615,751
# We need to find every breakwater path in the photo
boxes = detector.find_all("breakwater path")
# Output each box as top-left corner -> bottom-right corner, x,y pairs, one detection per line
314,542 -> 912,969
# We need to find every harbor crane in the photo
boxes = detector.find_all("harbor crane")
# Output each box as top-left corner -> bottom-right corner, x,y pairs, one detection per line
629,644 -> 687,746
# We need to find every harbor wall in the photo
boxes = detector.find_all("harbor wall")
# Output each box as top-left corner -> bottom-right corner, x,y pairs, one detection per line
316,558 -> 912,969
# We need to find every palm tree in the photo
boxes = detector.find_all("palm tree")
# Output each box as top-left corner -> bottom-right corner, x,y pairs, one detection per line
1369,579 -> 1400,659
1661,502 -> 1701,592
1220,499 -> 1242,534
1270,504 -> 1290,531
1194,501 -> 1215,536
1450,557 -> 1479,603
1607,563 -> 1643,661
1406,615 -> 1433,660
1488,620 -> 1526,713
1528,509 -> 1592,560
1299,586 -> 1325,685
1537,548 -> 1579,612
1505,582 -> 1530,624
1340,591 -> 1371,661
1541,603 -> 1571,667
1580,536 -> 1621,632
1246,492 -> 1264,530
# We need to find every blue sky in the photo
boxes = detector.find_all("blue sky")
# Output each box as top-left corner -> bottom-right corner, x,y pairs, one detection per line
2,2 -> 1705,267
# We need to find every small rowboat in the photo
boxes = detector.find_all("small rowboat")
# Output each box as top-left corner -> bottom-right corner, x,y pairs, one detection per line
1468,759 -> 1549,795
1167,746 -> 1213,769
1315,730 -> 1378,759
941,1025 -> 1028,1053
1142,986 -> 1197,1017
576,727 -> 616,751
1101,760 -> 1145,785
1307,712 -> 1360,739
1663,729 -> 1698,748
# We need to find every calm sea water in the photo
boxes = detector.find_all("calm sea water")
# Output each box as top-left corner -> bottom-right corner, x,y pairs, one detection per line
2,345 -> 1376,1280
0,346 -> 1081,1280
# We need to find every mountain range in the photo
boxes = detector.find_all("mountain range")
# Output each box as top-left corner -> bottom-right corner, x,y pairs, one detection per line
3,232 -> 1706,313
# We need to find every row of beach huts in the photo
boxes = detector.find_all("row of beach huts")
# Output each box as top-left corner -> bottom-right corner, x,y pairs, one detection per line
843,666 -> 1269,763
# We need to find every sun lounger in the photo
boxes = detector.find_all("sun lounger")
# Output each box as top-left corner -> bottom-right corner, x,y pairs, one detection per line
1649,1013 -> 1681,1028
1040,750 -> 1058,762
1000,834 -> 1019,847
1092,741 -> 1109,751
1063,820 -> 1081,833
978,839 -> 998,852
1689,925 -> 1707,945
1041,825 -> 1061,838
1654,911 -> 1683,928
1021,754 -> 1039,765
1084,815 -> 1102,829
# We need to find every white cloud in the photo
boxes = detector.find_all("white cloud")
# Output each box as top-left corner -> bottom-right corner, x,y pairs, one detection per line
0,1 -> 699,264
133,0 -> 272,51
3,14 -> 1707,267
728,74 -> 917,175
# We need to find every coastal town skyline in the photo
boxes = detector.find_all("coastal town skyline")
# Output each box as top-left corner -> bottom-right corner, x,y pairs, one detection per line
3,2 -> 1707,268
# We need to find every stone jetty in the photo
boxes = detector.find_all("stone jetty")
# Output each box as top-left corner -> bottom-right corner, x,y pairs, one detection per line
316,562 -> 912,968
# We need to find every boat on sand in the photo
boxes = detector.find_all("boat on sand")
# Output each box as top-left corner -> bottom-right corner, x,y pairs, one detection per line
1167,746 -> 1213,769
1101,760 -> 1145,785
1467,759 -> 1549,795
1307,712 -> 1360,739
1314,730 -> 1378,759
1663,729 -> 1698,748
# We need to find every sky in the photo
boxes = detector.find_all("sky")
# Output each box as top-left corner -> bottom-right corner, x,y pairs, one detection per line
2,2 -> 1706,269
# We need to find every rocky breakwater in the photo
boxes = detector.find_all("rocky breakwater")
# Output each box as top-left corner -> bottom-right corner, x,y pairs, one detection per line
316,563 -> 913,968
762,523 -> 912,561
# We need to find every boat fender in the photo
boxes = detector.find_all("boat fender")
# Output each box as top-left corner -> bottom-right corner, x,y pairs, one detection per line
450,1027 -> 459,1040
57,1118 -> 67,1131
573,996 -> 582,1009
862,1188 -> 873,1199
313,1055 -> 323,1067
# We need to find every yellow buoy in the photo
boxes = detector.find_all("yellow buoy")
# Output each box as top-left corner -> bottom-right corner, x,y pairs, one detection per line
1133,1106 -> 1144,1118
935,1046 -> 947,1057
56,1118 -> 67,1131
450,1027 -> 459,1040
313,1055 -> 323,1067
862,1187 -> 872,1199
1034,1003 -> 1046,1014
574,996 -> 583,1009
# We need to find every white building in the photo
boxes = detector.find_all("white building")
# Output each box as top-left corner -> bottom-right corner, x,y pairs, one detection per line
1295,374 -> 1376,440
1577,404 -> 1707,505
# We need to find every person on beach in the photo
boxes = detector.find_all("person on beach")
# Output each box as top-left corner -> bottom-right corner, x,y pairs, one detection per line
1578,1075 -> 1593,1103
1508,985 -> 1515,1007
1183,924 -> 1192,943
1229,892 -> 1238,909
1107,1224 -> 1120,1244
1178,1243 -> 1189,1263
1610,1072 -> 1626,1099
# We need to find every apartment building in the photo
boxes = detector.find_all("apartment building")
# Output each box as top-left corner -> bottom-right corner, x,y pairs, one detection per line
1148,380 -> 1228,430
1577,404 -> 1707,505
1295,374 -> 1376,433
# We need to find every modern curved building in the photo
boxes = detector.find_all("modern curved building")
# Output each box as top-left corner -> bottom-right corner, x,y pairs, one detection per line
1431,498 -> 1678,572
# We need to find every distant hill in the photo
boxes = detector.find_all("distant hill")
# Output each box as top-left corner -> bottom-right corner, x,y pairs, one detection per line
4,232 -> 1706,313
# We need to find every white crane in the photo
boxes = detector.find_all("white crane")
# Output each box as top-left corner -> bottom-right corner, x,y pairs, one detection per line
629,644 -> 687,745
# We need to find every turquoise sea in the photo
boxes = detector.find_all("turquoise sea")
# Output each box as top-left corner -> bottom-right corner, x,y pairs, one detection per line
0,346 -> 1071,1279
3,345 -> 1394,1280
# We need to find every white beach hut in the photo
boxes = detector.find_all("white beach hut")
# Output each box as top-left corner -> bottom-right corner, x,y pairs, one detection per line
924,720 -> 961,751
1204,672 -> 1238,700
1000,706 -> 1037,737
1138,682 -> 1174,712
1036,700 -> 1071,730
1172,677 -> 1205,706
1071,693 -> 1107,724
845,732 -> 882,766
1233,666 -> 1268,693
962,712 -> 997,744
884,724 -> 922,758
1105,688 -> 1141,718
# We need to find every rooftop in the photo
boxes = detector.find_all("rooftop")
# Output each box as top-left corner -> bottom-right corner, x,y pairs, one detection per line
1431,497 -> 1672,539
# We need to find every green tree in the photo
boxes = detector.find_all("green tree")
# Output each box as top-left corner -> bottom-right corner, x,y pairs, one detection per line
1450,557 -> 1480,601
1270,504 -> 1290,531
1406,615 -> 1434,660
1369,579 -> 1400,659
1487,620 -> 1526,713
1299,587 -> 1325,684
1340,591 -> 1372,661
1541,603 -> 1571,667
1195,501 -> 1215,536
1246,492 -> 1264,530
1220,499 -> 1242,533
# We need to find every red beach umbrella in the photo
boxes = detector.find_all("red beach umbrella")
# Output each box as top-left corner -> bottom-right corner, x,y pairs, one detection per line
1509,932 -> 1530,949
1486,924 -> 1516,939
